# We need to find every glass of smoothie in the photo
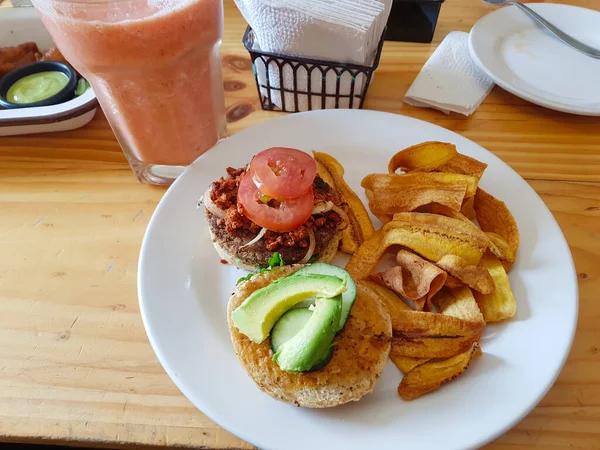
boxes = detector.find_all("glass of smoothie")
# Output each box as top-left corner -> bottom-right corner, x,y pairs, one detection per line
31,0 -> 227,185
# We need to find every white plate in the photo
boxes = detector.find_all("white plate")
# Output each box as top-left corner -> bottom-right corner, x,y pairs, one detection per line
138,110 -> 578,450
468,3 -> 600,115
0,7 -> 98,136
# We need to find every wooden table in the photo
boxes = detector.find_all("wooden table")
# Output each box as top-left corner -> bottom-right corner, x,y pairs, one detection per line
1,0 -> 599,448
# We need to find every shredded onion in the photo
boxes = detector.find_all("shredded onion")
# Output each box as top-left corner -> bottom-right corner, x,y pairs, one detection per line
203,188 -> 226,219
312,201 -> 334,215
240,227 -> 268,249
332,205 -> 350,231
299,228 -> 316,264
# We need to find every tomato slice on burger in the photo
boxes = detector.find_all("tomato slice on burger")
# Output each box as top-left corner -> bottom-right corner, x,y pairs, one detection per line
237,172 -> 313,232
250,147 -> 317,199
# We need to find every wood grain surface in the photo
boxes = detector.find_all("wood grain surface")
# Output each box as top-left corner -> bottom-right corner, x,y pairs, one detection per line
1,0 -> 599,449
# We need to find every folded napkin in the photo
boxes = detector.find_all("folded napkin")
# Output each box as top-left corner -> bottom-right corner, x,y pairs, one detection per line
403,31 -> 495,116
235,0 -> 392,111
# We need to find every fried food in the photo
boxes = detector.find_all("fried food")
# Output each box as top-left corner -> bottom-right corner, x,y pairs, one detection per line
460,196 -> 477,220
357,279 -> 409,317
345,212 -> 489,280
343,143 -> 519,401
39,47 -> 69,65
363,172 -> 478,198
444,274 -> 464,289
313,151 -> 375,254
390,309 -> 483,359
0,43 -> 75,78
474,188 -> 520,262
392,333 -> 480,359
362,172 -> 477,214
372,250 -> 447,311
389,347 -> 428,373
436,254 -> 495,295
228,265 -> 392,408
485,231 -> 516,271
0,42 -> 41,77
398,343 -> 480,400
388,141 -> 457,173
431,203 -> 515,269
473,252 -> 517,323
433,286 -> 484,324
438,153 -> 488,180
391,309 -> 484,339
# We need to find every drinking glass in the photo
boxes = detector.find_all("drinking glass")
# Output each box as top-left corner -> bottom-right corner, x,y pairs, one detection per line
32,0 -> 227,185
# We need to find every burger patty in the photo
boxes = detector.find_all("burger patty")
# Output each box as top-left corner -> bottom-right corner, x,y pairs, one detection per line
205,168 -> 342,266
208,214 -> 339,266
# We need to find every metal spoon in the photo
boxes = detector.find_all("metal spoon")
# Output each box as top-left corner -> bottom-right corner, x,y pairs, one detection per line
482,0 -> 600,59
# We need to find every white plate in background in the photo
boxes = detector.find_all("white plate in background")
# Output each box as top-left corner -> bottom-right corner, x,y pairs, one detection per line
469,3 -> 600,115
138,110 -> 578,450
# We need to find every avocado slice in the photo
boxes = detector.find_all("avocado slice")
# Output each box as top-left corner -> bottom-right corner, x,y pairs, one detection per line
231,273 -> 347,343
272,295 -> 341,373
293,263 -> 357,333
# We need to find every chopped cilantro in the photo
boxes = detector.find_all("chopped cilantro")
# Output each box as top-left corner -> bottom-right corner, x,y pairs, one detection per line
236,252 -> 286,284
269,252 -> 285,267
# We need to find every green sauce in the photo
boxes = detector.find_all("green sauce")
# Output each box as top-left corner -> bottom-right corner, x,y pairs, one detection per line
7,71 -> 69,104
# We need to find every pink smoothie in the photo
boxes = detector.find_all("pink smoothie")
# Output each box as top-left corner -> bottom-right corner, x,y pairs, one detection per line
35,0 -> 226,166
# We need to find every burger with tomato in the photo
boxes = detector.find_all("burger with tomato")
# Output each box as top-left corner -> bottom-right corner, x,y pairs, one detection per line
202,147 -> 347,271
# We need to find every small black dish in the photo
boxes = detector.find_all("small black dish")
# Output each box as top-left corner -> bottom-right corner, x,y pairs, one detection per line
0,61 -> 77,109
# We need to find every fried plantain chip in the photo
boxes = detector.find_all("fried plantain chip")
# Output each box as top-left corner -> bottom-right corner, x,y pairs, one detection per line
474,188 -> 520,258
363,172 -> 477,195
437,153 -> 488,180
313,151 -> 375,255
315,160 -> 337,194
433,286 -> 484,324
398,343 -> 480,400
358,280 -> 435,372
389,346 -> 429,373
485,231 -> 516,268
473,252 -> 517,322
390,308 -> 483,359
391,309 -> 484,339
392,334 -> 480,359
388,141 -> 457,174
461,196 -> 477,220
345,213 -> 489,280
364,188 -> 393,223
362,173 -> 478,210
357,279 -> 410,316
444,274 -> 464,289
436,254 -> 495,295
430,203 -> 476,224
431,203 -> 514,268
371,250 -> 447,311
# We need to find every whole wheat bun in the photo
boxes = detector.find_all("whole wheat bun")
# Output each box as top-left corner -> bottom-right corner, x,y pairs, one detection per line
227,265 -> 392,408
211,228 -> 341,272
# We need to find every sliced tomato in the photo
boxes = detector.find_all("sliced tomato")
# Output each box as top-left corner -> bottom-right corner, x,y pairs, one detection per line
238,173 -> 313,232
250,147 -> 317,199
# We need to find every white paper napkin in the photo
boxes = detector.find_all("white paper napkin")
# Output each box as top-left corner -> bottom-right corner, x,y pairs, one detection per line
403,31 -> 495,116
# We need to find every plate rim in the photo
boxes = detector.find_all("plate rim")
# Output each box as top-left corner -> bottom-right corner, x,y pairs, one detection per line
468,3 -> 600,116
138,109 -> 579,450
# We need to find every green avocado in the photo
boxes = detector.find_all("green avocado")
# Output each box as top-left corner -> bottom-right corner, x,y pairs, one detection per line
231,273 -> 346,343
293,263 -> 357,333
272,296 -> 341,373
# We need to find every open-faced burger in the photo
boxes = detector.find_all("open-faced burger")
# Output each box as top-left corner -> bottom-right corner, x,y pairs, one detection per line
202,147 -> 348,271
227,263 -> 392,408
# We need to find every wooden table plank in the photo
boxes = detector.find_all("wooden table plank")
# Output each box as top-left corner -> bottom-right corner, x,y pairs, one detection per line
1,0 -> 599,448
